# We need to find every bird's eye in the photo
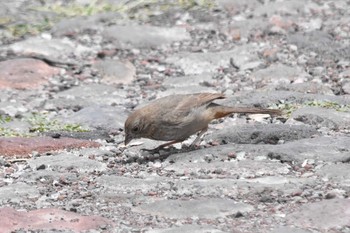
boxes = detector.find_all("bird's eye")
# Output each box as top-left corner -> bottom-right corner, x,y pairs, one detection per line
132,126 -> 139,132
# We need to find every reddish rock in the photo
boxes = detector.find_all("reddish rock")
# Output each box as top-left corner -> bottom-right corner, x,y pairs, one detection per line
262,48 -> 279,58
0,58 -> 60,90
269,15 -> 294,30
0,207 -> 113,232
0,137 -> 100,158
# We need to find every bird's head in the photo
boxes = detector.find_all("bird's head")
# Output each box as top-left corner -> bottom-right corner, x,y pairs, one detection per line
124,111 -> 147,145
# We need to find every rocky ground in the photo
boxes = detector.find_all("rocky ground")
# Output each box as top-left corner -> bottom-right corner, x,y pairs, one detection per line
0,0 -> 350,232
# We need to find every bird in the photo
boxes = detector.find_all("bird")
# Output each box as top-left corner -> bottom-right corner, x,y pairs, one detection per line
124,93 -> 281,151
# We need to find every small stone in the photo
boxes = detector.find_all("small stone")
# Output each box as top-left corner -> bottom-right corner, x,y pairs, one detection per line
36,164 -> 46,170
342,82 -> 350,94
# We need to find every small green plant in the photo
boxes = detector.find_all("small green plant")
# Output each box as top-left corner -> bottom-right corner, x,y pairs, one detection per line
35,1 -> 120,17
7,18 -> 53,37
0,127 -> 24,137
275,100 -> 350,116
305,100 -> 350,112
177,0 -> 215,9
0,115 -> 12,124
27,113 -> 88,133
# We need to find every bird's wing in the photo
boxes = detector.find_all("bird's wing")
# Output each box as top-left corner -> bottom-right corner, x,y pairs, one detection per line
160,93 -> 225,126
174,93 -> 225,112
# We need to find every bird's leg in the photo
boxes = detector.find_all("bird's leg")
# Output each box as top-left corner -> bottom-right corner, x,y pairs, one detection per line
190,127 -> 208,148
142,139 -> 184,152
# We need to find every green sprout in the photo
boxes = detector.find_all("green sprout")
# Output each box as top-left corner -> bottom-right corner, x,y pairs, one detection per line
27,113 -> 88,133
275,100 -> 350,117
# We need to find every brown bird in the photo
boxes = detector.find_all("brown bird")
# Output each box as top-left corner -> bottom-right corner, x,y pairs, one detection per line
124,93 -> 281,150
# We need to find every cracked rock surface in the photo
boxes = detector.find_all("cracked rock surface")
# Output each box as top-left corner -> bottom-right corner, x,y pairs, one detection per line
0,0 -> 349,232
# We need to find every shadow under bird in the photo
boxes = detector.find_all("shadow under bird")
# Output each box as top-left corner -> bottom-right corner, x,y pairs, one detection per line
124,93 -> 281,150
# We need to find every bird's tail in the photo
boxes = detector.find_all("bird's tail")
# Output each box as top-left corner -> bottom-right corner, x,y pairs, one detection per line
210,105 -> 282,119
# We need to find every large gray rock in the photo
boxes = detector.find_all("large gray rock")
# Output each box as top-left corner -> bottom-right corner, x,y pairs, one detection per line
269,82 -> 333,95
288,31 -> 350,60
162,73 -> 215,88
164,159 -> 290,178
253,0 -> 308,16
97,175 -> 167,195
147,225 -> 228,233
316,163 -> 350,186
0,182 -> 40,203
51,12 -> 121,36
61,105 -> 128,130
166,45 -> 262,75
251,64 -> 310,86
209,124 -> 318,144
270,226 -> 315,233
292,107 -> 350,130
287,199 -> 350,230
46,84 -> 128,110
103,25 -> 190,48
28,153 -> 107,172
267,136 -> 350,162
221,91 -> 350,107
8,37 -> 92,64
135,198 -> 254,219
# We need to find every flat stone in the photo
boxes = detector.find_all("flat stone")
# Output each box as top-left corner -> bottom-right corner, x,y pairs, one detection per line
46,84 -> 127,110
221,18 -> 268,41
270,226 -> 315,233
316,164 -> 350,186
148,225 -> 228,233
135,198 -> 253,219
28,152 -> 106,172
165,157 -> 290,178
343,82 -> 350,94
164,144 -> 266,163
216,0 -> 261,13
251,64 -> 310,85
0,137 -> 100,158
287,199 -> 350,230
61,105 -> 128,130
166,45 -> 262,75
44,130 -> 111,140
288,31 -> 350,60
0,58 -> 59,90
94,59 -> 136,85
98,172 -> 311,201
271,82 -> 333,95
58,83 -> 126,98
158,73 -> 215,98
267,136 -> 350,163
8,37 -> 92,64
253,1 -> 307,16
162,73 -> 215,88
103,25 -> 190,48
97,175 -> 166,194
221,91 -> 350,107
178,177 -> 313,198
0,207 -> 113,232
209,124 -> 318,144
0,102 -> 28,117
292,107 -> 350,130
158,86 -> 215,98
0,182 -> 40,203
51,13 -> 120,37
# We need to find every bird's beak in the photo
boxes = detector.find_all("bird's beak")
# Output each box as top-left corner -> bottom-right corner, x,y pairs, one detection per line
124,134 -> 132,146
